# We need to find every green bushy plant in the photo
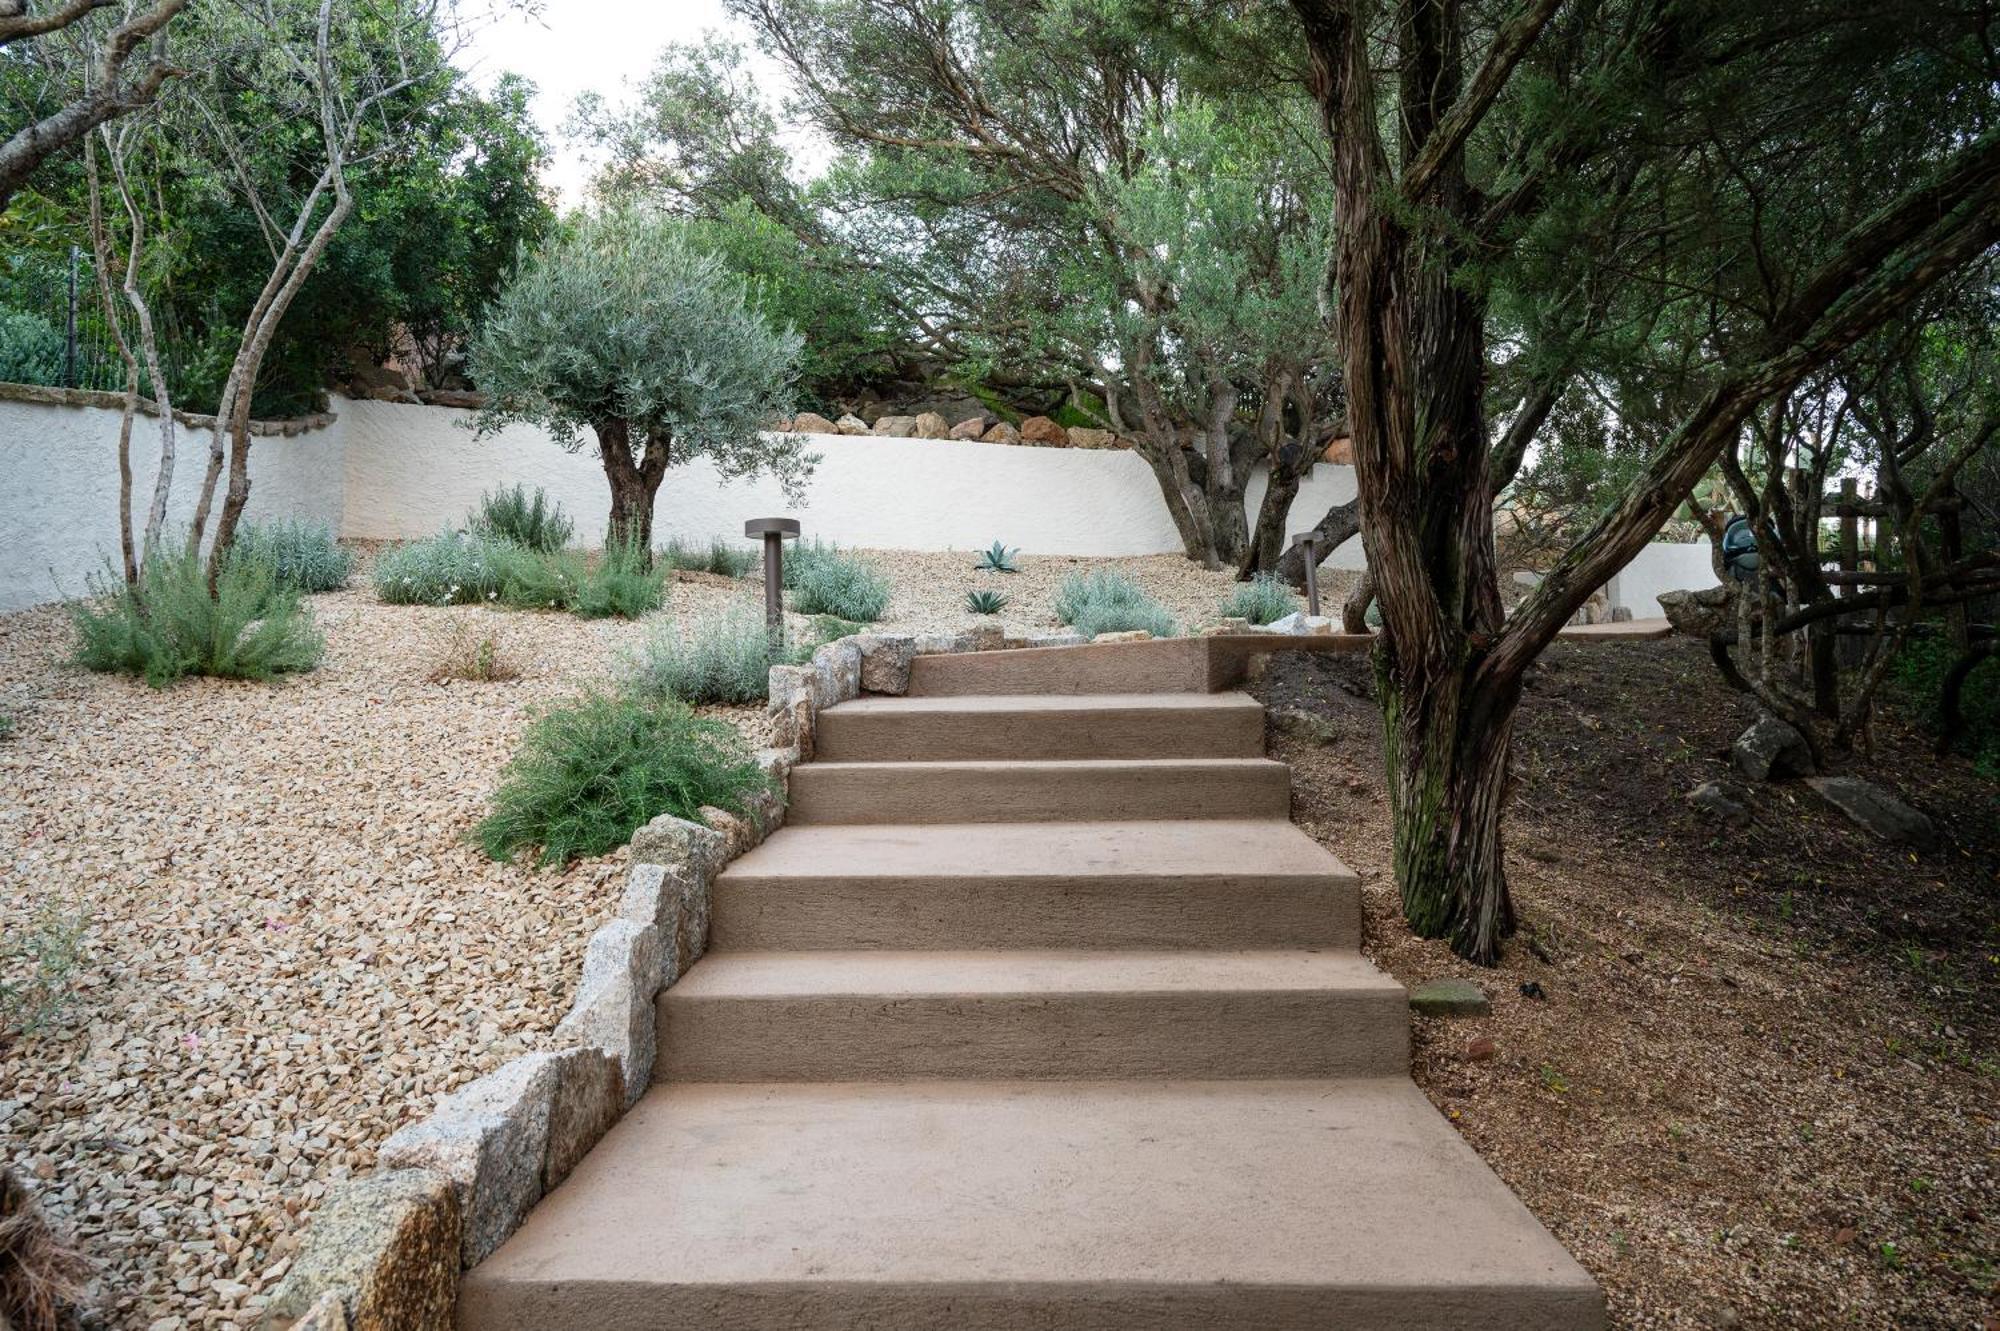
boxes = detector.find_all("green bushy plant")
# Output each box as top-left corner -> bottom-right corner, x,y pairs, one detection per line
0,308 -> 65,386
965,589 -> 1008,615
231,519 -> 353,592
627,602 -> 776,704
660,535 -> 757,577
1219,574 -> 1299,626
72,547 -> 325,686
573,534 -> 669,619
790,548 -> 891,621
781,537 -> 839,589
1054,569 -> 1178,639
975,541 -> 1020,573
372,530 -> 511,605
1891,635 -> 2000,779
470,484 -> 575,553
477,690 -> 771,867
490,541 -> 586,610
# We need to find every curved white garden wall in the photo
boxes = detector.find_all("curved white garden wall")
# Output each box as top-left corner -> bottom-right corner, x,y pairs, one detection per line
0,392 -> 345,613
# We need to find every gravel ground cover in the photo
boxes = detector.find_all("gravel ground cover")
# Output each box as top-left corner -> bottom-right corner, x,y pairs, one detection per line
0,544 -> 1274,1329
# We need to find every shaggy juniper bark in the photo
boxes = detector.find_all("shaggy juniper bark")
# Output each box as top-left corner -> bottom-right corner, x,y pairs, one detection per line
1290,0 -> 2000,961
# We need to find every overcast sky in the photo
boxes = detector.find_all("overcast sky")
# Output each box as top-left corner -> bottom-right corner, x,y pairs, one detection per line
453,1 -> 775,205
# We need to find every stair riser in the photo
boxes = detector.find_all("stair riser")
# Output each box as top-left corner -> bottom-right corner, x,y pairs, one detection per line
907,639 -> 1229,696
462,1283 -> 1606,1331
655,990 -> 1407,1081
787,764 -> 1291,824
814,705 -> 1265,762
711,875 -> 1359,951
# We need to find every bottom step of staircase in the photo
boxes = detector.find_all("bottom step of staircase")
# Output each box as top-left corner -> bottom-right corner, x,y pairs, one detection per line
459,1079 -> 1604,1330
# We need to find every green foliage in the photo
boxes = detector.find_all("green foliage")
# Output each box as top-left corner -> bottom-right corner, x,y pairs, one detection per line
626,602 -> 776,705
1892,636 -> 2000,779
790,549 -> 891,622
975,541 -> 1020,573
468,208 -> 809,495
0,900 -> 91,1036
660,535 -> 756,577
72,547 -> 324,686
230,519 -> 353,593
477,690 -> 769,868
0,710 -> 13,741
372,530 -> 511,605
471,485 -> 573,553
782,537 -> 839,589
0,307 -> 64,385
1220,574 -> 1300,626
1054,570 -> 1178,639
572,535 -> 668,620
965,588 -> 1009,615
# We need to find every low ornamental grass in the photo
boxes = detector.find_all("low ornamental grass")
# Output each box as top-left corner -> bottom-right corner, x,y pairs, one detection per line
470,484 -> 574,553
660,535 -> 757,577
374,530 -> 665,619
72,546 -> 324,687
1053,569 -> 1178,639
627,602 -> 776,705
1219,574 -> 1300,626
231,519 -> 353,592
788,543 -> 891,622
476,690 -> 770,867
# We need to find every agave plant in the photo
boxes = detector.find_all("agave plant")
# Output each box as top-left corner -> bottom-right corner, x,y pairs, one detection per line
965,588 -> 1009,615
975,540 -> 1020,573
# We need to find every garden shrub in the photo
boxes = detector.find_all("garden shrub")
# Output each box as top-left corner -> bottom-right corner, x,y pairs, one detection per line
790,548 -> 891,621
1054,569 -> 1178,638
427,618 -> 521,683
782,537 -> 839,589
491,541 -> 586,611
231,519 -> 353,592
1891,635 -> 2000,779
72,547 -> 324,686
0,308 -> 65,386
477,690 -> 770,867
470,484 -> 574,553
573,534 -> 668,619
661,535 -> 756,577
627,602 -> 775,704
1219,574 -> 1299,625
372,530 -> 511,605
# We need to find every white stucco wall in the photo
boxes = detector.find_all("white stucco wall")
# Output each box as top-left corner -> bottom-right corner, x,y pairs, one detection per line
0,394 -> 347,613
1609,540 -> 1720,618
1,390 -> 1716,617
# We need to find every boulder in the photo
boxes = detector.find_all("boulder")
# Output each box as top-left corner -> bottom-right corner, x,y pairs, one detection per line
1265,611 -> 1336,636
1687,780 -> 1752,829
620,860 -> 711,983
789,411 -> 838,434
980,421 -> 1021,445
1659,584 -> 1739,638
1805,776 -> 1937,851
834,413 -> 870,435
378,1055 -> 563,1266
1321,435 -> 1355,465
1019,415 -> 1068,446
1408,978 -> 1490,1017
1511,570 -> 1543,590
856,633 -> 918,694
1067,426 -> 1116,449
811,638 -> 864,707
262,1169 -> 459,1331
948,416 -> 988,440
1731,714 -> 1815,781
871,414 -> 918,437
551,921 -> 663,1107
911,411 -> 953,439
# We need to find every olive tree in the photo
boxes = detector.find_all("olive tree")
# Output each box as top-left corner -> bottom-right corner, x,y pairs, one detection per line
469,210 -> 808,554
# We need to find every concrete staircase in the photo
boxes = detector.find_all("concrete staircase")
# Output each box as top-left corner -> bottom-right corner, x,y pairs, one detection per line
460,645 -> 1604,1329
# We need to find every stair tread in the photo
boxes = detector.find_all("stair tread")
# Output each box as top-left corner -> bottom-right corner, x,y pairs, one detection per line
665,948 -> 1396,998
463,1079 -> 1599,1302
722,818 -> 1352,882
827,691 -> 1263,714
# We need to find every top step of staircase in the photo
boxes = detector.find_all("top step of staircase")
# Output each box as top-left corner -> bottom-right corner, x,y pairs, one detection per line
908,634 -> 1368,696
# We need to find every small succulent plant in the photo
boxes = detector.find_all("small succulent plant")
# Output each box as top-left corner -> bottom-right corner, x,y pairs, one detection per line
975,540 -> 1020,573
965,588 -> 1010,615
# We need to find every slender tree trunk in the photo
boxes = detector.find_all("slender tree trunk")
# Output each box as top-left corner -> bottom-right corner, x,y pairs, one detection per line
1274,497 -> 1361,587
1341,567 -> 1375,633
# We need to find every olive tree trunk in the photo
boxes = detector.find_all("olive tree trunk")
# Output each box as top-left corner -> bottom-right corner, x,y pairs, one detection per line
596,418 -> 669,557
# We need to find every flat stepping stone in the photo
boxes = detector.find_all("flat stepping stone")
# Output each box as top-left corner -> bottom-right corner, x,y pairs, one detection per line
1409,977 -> 1491,1016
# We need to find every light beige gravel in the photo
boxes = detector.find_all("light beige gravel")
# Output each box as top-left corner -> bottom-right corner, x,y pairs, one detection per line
0,545 -> 1274,1330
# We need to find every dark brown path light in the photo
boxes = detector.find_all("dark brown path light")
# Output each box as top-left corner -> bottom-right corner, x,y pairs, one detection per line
1291,532 -> 1321,617
746,517 -> 801,657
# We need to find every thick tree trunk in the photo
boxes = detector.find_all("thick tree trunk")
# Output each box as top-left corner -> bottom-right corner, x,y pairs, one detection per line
1242,449 -> 1305,578
597,419 -> 668,559
1274,497 -> 1362,587
1341,567 -> 1375,633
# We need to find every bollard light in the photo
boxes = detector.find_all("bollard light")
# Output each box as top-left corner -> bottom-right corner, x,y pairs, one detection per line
745,517 -> 802,657
1292,532 -> 1321,617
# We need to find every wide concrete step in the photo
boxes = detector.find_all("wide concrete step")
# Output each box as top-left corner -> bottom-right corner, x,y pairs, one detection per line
908,638 -> 1231,696
655,949 -> 1406,1081
786,758 -> 1291,824
460,1079 -> 1606,1331
713,820 -> 1359,950
814,692 -> 1265,761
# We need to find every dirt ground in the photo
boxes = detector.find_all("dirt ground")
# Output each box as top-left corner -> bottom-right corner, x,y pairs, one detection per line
1258,638 -> 1998,1331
